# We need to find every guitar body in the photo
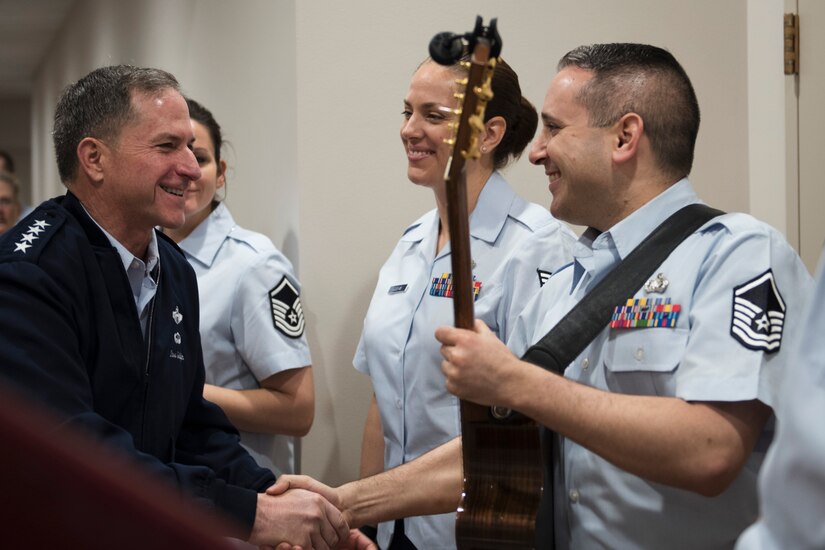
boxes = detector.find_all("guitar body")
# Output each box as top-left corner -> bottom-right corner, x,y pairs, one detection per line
456,403 -> 542,549
430,17 -> 544,549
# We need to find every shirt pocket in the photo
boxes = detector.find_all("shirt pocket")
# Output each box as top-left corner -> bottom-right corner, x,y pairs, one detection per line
603,327 -> 687,397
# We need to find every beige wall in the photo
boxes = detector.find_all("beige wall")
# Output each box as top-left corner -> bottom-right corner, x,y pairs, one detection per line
0,97 -> 32,206
27,0 -> 796,487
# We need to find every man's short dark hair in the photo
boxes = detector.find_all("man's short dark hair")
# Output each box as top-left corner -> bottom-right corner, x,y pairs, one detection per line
558,43 -> 700,179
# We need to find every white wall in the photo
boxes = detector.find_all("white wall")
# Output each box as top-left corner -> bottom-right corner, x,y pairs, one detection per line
28,0 -> 788,487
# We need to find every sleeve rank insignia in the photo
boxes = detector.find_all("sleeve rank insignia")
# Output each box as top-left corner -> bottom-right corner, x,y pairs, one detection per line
269,275 -> 305,338
537,269 -> 552,287
731,269 -> 785,353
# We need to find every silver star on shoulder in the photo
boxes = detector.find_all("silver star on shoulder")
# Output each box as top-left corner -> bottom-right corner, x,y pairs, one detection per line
27,225 -> 44,235
14,241 -> 32,253
33,219 -> 51,229
19,233 -> 37,243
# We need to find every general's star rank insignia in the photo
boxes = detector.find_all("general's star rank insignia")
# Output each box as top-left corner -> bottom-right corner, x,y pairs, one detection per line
269,276 -> 305,338
731,269 -> 785,353
13,219 -> 51,254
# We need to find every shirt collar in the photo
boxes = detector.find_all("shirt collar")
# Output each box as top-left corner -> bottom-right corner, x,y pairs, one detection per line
80,202 -> 160,276
400,171 -> 515,244
571,178 -> 699,290
177,202 -> 235,268
581,178 -> 699,259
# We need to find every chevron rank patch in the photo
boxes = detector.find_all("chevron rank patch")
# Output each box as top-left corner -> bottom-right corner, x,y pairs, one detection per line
537,269 -> 552,287
610,297 -> 680,329
731,269 -> 785,353
430,273 -> 482,301
269,276 -> 305,338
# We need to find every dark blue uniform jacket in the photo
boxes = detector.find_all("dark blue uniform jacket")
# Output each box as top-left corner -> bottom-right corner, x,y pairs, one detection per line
0,192 -> 275,536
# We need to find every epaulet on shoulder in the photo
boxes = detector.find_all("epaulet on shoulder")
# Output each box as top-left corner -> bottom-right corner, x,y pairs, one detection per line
227,226 -> 274,252
509,197 -> 555,233
401,222 -> 421,237
697,210 -> 737,235
0,203 -> 67,261
155,229 -> 186,258
400,210 -> 434,239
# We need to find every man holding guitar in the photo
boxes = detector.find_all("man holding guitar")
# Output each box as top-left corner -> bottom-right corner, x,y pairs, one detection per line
273,43 -> 812,548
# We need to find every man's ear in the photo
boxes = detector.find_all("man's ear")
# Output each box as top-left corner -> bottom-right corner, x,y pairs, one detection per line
76,137 -> 107,183
612,112 -> 643,165
480,115 -> 507,154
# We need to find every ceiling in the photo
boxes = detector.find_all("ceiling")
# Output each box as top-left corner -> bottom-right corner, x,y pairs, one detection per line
0,0 -> 76,97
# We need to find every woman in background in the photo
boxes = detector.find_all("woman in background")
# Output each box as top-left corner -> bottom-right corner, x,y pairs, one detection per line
164,98 -> 314,477
354,57 -> 575,549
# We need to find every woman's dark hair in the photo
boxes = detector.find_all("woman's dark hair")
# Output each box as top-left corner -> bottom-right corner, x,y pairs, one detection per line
186,97 -> 226,207
443,57 -> 538,170
186,97 -> 223,168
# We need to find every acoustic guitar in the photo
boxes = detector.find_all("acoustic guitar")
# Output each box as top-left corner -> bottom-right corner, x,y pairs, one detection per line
428,16 -> 544,549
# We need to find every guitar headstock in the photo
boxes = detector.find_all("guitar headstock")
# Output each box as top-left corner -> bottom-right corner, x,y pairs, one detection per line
429,16 -> 501,172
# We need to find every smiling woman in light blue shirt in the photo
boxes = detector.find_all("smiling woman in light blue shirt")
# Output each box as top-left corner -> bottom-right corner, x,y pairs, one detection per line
164,98 -> 313,477
354,57 -> 575,550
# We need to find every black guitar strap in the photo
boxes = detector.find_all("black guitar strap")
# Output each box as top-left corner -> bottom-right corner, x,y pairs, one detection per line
526,202 -> 724,549
523,203 -> 724,371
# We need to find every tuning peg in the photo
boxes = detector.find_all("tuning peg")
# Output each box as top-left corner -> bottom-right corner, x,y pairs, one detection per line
474,85 -> 493,102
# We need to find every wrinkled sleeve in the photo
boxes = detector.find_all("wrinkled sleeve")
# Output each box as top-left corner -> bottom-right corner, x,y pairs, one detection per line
231,251 -> 312,381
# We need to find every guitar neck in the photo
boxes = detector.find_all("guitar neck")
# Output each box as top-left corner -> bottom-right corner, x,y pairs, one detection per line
446,42 -> 491,332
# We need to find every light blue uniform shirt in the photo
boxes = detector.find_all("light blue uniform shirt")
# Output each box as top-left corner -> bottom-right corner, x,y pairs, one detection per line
178,203 -> 311,476
354,172 -> 575,549
509,179 -> 813,550
736,247 -> 825,550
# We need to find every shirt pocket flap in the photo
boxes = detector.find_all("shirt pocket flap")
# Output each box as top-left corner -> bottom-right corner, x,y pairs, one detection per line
604,328 -> 687,374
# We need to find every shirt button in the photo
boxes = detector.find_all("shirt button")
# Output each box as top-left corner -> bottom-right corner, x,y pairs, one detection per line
635,347 -> 645,361
395,399 -> 402,409
569,489 -> 579,503
582,357 -> 589,369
